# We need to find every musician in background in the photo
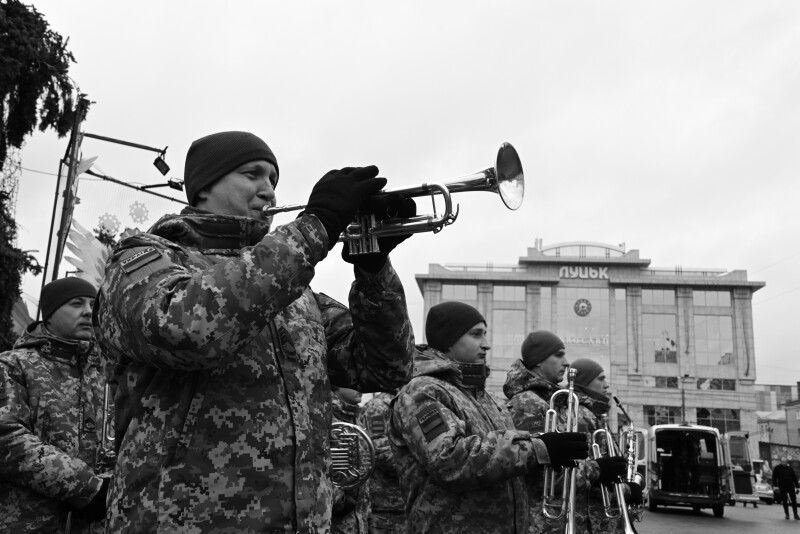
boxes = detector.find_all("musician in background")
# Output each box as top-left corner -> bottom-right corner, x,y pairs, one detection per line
503,332 -> 625,534
0,277 -> 110,533
569,358 -> 642,534
94,130 -> 416,532
388,302 -> 588,534
331,386 -> 370,534
359,390 -> 407,533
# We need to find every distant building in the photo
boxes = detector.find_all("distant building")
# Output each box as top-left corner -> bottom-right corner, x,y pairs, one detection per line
755,383 -> 798,411
757,410 -> 789,445
416,241 -> 765,453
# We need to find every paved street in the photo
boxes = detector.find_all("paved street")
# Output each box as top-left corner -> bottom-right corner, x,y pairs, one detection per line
635,502 -> 800,533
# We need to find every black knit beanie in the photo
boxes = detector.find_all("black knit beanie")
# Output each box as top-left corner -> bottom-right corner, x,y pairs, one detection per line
184,131 -> 279,205
425,301 -> 486,353
40,277 -> 97,320
520,330 -> 565,369
570,358 -> 604,387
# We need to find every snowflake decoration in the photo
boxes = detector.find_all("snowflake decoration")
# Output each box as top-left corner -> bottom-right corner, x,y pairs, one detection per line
129,201 -> 149,224
98,213 -> 121,236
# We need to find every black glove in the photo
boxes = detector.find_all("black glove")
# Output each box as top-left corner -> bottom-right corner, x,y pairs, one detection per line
303,166 -> 387,250
341,194 -> 417,273
75,476 -> 110,523
595,456 -> 627,488
627,481 -> 643,505
538,432 -> 589,470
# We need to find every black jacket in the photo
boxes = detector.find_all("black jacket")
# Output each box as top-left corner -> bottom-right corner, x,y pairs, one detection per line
773,464 -> 799,490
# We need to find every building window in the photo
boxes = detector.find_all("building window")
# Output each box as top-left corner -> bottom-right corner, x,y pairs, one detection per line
645,405 -> 681,426
694,315 -> 734,366
488,309 -> 526,392
493,285 -> 525,301
697,408 -> 740,433
655,376 -> 679,388
614,288 -> 627,363
642,289 -> 675,306
441,284 -> 477,301
693,290 -> 731,307
697,378 -> 736,391
539,286 -> 552,331
643,313 -> 678,363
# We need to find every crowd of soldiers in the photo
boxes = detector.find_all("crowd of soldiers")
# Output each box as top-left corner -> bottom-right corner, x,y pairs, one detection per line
0,130 -> 642,533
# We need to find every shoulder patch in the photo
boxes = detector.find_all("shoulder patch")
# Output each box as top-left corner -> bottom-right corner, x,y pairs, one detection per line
369,414 -> 386,437
120,247 -> 161,274
416,405 -> 448,443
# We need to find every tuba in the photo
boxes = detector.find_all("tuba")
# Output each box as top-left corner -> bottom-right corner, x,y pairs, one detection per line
329,421 -> 375,489
542,368 -> 580,534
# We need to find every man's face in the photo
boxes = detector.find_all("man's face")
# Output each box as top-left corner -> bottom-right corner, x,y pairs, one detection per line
446,322 -> 490,364
46,297 -> 95,341
536,351 -> 570,384
198,160 -> 277,219
585,371 -> 611,398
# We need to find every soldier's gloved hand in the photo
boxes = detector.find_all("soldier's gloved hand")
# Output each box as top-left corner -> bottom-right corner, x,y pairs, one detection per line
596,456 -> 627,488
75,476 -> 110,523
538,431 -> 589,470
341,194 -> 417,273
627,481 -> 644,505
303,166 -> 387,250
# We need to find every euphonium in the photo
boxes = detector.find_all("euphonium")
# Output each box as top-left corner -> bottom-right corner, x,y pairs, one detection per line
542,368 -> 580,534
329,421 -> 375,489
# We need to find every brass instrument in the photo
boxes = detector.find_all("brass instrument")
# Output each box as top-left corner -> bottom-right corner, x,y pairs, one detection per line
330,421 -> 375,489
263,143 -> 524,254
592,415 -> 638,534
614,396 -> 646,525
96,384 -> 116,471
542,368 -> 580,534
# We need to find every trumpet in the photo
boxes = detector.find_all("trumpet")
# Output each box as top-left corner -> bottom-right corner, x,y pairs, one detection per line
592,415 -> 638,534
263,143 -> 524,254
329,421 -> 376,489
542,368 -> 580,534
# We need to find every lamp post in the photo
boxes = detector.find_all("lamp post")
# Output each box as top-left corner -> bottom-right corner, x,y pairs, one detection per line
680,373 -> 690,424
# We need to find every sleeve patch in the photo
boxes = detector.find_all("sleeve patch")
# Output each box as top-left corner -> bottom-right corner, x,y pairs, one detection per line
369,415 -> 386,437
120,247 -> 161,274
521,414 -> 545,433
416,405 -> 448,443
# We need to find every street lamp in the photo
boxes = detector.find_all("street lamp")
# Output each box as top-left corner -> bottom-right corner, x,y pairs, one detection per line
680,373 -> 690,424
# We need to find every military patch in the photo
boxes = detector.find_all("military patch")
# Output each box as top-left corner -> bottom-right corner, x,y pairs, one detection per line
370,415 -> 386,437
523,414 -> 545,433
120,247 -> 161,274
416,405 -> 448,443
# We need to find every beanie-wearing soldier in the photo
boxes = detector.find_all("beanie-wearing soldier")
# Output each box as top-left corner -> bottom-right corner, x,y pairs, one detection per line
331,387 -> 370,534
503,331 -> 625,534
358,390 -> 407,534
1,278 -> 110,533
569,358 -> 641,534
388,302 -> 588,534
94,131 -> 415,533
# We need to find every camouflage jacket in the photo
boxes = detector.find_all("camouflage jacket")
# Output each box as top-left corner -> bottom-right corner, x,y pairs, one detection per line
331,394 -> 370,534
358,392 -> 405,514
94,208 -> 414,533
503,360 -> 602,534
0,323 -> 108,534
388,346 -> 551,534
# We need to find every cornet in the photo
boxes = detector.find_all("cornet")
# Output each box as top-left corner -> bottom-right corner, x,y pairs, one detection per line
592,415 -> 638,534
263,143 -> 524,254
542,368 -> 580,534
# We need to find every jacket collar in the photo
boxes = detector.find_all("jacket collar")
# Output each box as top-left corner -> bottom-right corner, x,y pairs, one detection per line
147,206 -> 272,249
13,322 -> 94,366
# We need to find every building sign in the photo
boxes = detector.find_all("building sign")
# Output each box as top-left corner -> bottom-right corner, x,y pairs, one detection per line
560,336 -> 609,345
559,266 -> 609,280
574,298 -> 592,316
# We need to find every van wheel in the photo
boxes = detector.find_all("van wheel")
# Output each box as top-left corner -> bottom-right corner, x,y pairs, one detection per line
713,504 -> 725,517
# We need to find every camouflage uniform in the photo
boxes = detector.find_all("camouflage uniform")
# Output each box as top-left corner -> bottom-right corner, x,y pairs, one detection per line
503,359 -> 602,534
388,346 -> 551,534
94,208 -> 414,533
331,393 -> 370,534
358,392 -> 406,534
0,323 -> 109,534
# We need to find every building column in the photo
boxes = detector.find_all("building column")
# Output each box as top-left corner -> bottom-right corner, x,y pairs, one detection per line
526,284 -> 540,332
733,288 -> 756,379
676,287 -> 695,378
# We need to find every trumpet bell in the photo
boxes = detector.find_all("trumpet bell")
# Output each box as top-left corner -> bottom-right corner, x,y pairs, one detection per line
495,142 -> 524,211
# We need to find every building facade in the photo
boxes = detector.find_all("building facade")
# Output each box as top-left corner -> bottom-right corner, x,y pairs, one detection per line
415,241 -> 765,451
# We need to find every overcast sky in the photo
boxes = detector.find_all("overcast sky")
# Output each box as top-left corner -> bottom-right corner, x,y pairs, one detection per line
13,1 -> 800,385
